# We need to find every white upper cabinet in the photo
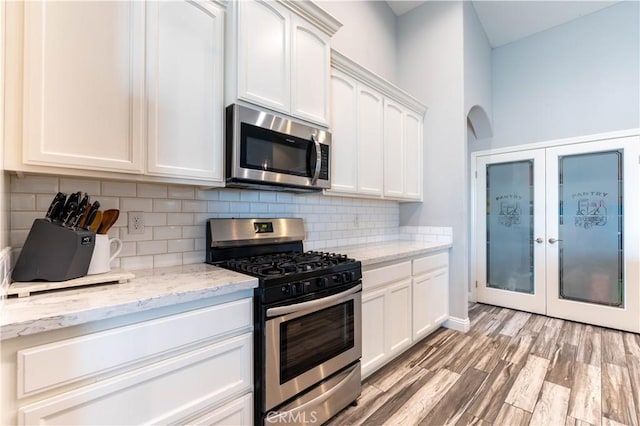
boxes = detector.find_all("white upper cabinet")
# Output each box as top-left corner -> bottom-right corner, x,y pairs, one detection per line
146,0 -> 224,182
403,110 -> 423,200
383,102 -> 423,200
7,0 -> 225,185
357,86 -> 384,197
236,0 -> 290,112
328,50 -> 426,201
329,71 -> 358,194
22,1 -> 145,173
383,100 -> 405,198
291,14 -> 330,124
227,0 -> 341,127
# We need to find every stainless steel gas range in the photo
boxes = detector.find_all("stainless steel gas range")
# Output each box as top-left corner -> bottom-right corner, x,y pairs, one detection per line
206,218 -> 362,426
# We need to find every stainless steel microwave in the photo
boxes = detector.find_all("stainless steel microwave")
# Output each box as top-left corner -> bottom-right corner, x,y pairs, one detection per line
225,104 -> 331,192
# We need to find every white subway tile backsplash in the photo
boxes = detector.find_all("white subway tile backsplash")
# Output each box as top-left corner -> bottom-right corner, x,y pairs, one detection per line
60,178 -> 101,195
120,227 -> 153,242
195,189 -> 219,201
182,225 -> 203,239
137,240 -> 167,255
168,186 -> 195,200
240,191 -> 260,202
168,239 -> 195,253
137,183 -> 168,198
11,194 -> 36,211
259,192 -> 277,202
96,196 -> 120,210
11,175 -> 58,193
183,251 -> 205,265
121,197 -> 153,212
154,253 -> 183,268
10,230 -> 30,248
8,176 -> 403,271
144,212 -> 168,226
10,211 -> 42,230
153,199 -> 181,213
208,201 -> 230,213
122,255 -> 153,271
219,190 -> 241,201
226,201 -> 250,214
182,200 -> 207,213
167,213 -> 195,226
101,181 -> 136,197
153,226 -> 182,240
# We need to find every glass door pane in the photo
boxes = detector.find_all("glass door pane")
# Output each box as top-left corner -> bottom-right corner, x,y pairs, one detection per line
558,151 -> 623,306
475,149 -> 546,315
546,136 -> 640,333
486,161 -> 534,293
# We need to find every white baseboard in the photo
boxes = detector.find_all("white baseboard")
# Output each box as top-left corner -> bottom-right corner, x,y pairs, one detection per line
444,316 -> 470,332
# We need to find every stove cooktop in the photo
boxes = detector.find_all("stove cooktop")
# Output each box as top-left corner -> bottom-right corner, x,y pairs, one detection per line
220,251 -> 357,279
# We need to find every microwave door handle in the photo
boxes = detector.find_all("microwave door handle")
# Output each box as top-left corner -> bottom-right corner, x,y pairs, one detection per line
266,284 -> 361,318
310,134 -> 322,185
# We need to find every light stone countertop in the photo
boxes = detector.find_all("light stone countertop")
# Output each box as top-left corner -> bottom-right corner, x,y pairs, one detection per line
324,240 -> 451,268
0,264 -> 258,340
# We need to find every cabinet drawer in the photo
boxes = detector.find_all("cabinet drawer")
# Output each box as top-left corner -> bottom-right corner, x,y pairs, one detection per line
19,333 -> 253,426
413,252 -> 448,276
363,261 -> 411,291
18,298 -> 252,398
184,392 -> 252,425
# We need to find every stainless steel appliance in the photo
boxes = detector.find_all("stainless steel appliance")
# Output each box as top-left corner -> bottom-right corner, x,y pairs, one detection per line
206,218 -> 361,425
225,104 -> 331,192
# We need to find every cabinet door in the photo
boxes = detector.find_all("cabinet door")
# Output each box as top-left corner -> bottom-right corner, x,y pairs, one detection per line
413,267 -> 449,341
356,86 -> 383,196
329,71 -> 358,194
19,333 -> 252,425
22,1 -> 144,172
403,110 -> 423,200
237,0 -> 290,113
361,287 -> 387,379
291,15 -> 329,126
146,0 -> 224,182
412,273 -> 432,341
429,267 -> 449,326
184,393 -> 252,426
387,278 -> 412,355
383,100 -> 404,198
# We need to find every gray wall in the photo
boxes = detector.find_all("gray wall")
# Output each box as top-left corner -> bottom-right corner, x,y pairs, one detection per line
397,1 -> 468,321
318,1 -> 397,83
473,1 -> 640,152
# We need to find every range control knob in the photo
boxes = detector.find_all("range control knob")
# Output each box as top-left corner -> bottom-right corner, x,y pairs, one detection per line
318,277 -> 329,288
342,272 -> 351,283
280,285 -> 291,296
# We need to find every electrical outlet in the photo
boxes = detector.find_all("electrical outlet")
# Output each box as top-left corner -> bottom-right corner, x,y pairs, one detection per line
128,212 -> 145,234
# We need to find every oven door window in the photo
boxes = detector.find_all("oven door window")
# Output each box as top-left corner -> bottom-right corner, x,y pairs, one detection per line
280,301 -> 355,383
240,123 -> 313,177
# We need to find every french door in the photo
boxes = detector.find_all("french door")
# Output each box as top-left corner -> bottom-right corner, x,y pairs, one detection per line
475,136 -> 640,332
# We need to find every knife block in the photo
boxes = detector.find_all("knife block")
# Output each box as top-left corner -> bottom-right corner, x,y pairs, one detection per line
12,219 -> 96,282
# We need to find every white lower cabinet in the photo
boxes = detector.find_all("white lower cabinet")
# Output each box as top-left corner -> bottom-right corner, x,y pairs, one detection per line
412,253 -> 450,342
362,251 -> 450,378
2,297 -> 254,426
361,261 -> 412,379
184,392 -> 253,426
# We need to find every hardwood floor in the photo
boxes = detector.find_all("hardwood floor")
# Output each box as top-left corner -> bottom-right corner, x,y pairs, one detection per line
327,304 -> 640,426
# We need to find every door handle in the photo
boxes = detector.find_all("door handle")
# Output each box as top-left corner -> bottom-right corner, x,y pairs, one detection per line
534,237 -> 543,244
310,134 -> 322,186
548,238 -> 563,244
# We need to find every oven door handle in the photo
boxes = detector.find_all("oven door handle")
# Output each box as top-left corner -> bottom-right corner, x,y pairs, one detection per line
310,134 -> 322,186
266,284 -> 361,318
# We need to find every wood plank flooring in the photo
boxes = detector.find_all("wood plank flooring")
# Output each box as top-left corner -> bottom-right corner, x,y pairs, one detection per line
327,304 -> 640,426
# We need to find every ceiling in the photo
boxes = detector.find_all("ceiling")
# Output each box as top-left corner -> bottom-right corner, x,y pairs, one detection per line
386,0 -> 621,47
